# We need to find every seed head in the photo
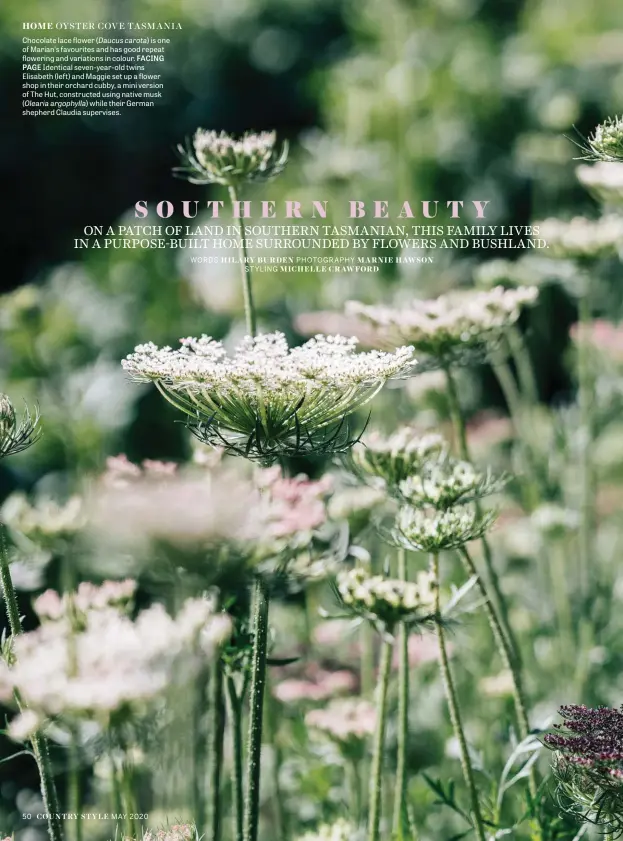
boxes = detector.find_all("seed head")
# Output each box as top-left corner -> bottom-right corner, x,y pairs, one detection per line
176,129 -> 288,186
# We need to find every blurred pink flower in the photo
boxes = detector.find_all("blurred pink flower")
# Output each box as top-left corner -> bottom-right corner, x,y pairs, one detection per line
392,633 -> 444,669
306,698 -> 376,741
466,411 -> 513,450
273,666 -> 357,704
570,319 -> 623,360
258,470 -> 332,538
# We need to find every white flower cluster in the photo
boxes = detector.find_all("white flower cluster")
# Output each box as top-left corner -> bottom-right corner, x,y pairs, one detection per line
399,459 -> 505,510
122,333 -> 416,459
577,162 -> 623,206
337,566 -> 436,626
2,493 -> 85,546
349,428 -> 446,488
586,116 -> 623,162
531,503 -> 580,538
0,596 -> 231,736
306,698 -> 376,742
346,286 -> 538,366
393,506 -> 497,553
34,579 -> 136,622
297,819 -> 359,841
537,215 -> 623,259
177,128 -> 288,186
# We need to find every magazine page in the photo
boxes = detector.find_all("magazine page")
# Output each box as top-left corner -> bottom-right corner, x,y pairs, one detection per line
1,0 -> 623,839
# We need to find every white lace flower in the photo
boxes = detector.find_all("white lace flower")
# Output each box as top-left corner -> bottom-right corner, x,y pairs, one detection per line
2,493 -> 85,547
122,332 -> 416,461
176,128 -> 288,186
0,596 -> 231,732
584,116 -> 623,162
348,428 -> 446,489
336,567 -> 436,627
143,825 -> 197,841
346,286 -> 538,367
399,459 -> 505,510
537,215 -> 623,259
577,161 -> 623,206
393,506 -> 497,552
34,579 -> 137,622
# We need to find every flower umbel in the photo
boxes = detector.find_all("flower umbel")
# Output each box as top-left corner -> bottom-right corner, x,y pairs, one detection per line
581,117 -> 623,162
545,704 -> 623,833
399,458 -> 506,510
176,129 -> 288,186
347,428 -> 446,489
392,505 -> 497,553
0,395 -> 41,460
346,286 -> 538,368
336,566 -> 436,629
122,332 -> 416,462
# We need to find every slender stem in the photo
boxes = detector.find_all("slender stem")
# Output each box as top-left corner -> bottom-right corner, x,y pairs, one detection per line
347,759 -> 362,824
243,578 -> 270,841
193,665 -> 210,836
392,548 -> 414,838
360,623 -> 375,697
209,659 -> 226,841
367,635 -> 393,841
69,728 -> 82,841
226,675 -> 244,841
458,546 -> 541,819
443,368 -> 522,668
507,325 -> 539,406
577,294 -> 594,603
229,185 -> 257,337
0,523 -> 64,841
266,688 -> 286,841
432,553 -> 486,841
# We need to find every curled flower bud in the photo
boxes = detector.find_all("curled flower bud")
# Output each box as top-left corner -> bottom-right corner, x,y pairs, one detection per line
122,332 -> 416,463
346,286 -> 538,369
0,395 -> 41,460
336,566 -> 436,629
399,458 -> 506,510
392,505 -> 497,553
176,129 -> 288,186
347,428 -> 446,489
584,116 -> 623,163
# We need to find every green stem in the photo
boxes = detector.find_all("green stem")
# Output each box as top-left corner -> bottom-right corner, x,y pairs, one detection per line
507,325 -> 539,406
347,759 -> 362,824
360,622 -> 375,697
367,635 -> 393,841
226,675 -> 244,841
69,728 -> 82,841
209,659 -> 226,841
459,546 -> 541,824
577,294 -> 594,603
0,523 -> 64,841
392,548 -> 414,838
443,368 -> 522,668
432,553 -> 486,841
192,666 -> 210,836
266,688 -> 286,841
229,184 -> 257,337
243,578 -> 270,841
